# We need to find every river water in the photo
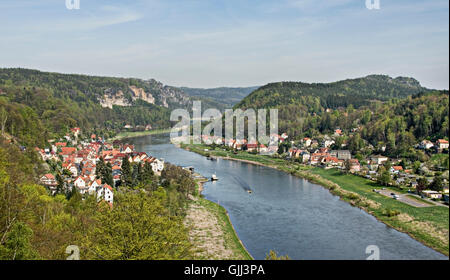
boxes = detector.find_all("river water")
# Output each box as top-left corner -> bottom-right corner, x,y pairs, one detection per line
129,134 -> 448,260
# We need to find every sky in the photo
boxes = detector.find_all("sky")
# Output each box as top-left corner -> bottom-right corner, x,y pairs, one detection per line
0,0 -> 448,89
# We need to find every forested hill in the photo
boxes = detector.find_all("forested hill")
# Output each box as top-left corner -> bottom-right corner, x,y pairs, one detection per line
180,86 -> 259,111
0,68 -> 193,146
235,75 -> 428,110
263,89 -> 448,159
0,68 -> 191,109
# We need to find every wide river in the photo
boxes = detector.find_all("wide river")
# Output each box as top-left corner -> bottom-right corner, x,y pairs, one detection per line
130,134 -> 448,260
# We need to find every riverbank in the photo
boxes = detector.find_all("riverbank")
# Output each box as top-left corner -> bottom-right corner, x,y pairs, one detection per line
182,143 -> 449,257
119,132 -> 253,259
108,128 -> 173,141
185,180 -> 253,260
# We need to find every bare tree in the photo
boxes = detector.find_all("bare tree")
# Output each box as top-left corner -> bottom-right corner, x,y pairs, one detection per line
0,107 -> 8,136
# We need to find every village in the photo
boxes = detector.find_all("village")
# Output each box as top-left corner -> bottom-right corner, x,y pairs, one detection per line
191,128 -> 449,206
36,127 -> 165,206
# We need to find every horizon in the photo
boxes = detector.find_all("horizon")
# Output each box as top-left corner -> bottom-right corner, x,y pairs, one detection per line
0,0 -> 448,89
1,67 -> 443,90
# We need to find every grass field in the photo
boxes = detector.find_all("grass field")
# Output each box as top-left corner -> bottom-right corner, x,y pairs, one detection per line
309,168 -> 448,255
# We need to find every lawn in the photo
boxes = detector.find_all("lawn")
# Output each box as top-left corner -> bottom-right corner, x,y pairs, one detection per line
311,167 -> 449,255
311,168 -> 449,230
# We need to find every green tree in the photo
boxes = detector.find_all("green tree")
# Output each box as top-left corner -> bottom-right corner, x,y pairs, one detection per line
429,176 -> 443,192
0,222 -> 38,260
120,156 -> 133,187
55,173 -> 64,195
416,177 -> 428,194
265,250 -> 290,260
83,190 -> 192,260
377,167 -> 391,186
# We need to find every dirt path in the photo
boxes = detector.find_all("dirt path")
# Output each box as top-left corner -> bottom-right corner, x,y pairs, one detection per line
184,197 -> 236,260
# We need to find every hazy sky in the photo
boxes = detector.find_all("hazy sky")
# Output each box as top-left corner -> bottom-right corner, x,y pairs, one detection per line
0,0 -> 448,89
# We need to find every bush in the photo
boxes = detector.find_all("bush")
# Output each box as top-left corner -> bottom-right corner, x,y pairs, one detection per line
382,209 -> 400,217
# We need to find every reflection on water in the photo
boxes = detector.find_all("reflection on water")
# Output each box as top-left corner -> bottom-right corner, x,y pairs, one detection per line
129,134 -> 448,260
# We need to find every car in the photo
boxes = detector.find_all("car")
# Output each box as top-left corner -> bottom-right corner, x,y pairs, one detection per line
390,193 -> 395,195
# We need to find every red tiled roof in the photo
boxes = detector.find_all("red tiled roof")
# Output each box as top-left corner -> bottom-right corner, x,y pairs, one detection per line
43,173 -> 55,180
61,147 -> 76,155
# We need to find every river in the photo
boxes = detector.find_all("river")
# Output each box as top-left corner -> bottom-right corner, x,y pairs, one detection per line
129,134 -> 447,260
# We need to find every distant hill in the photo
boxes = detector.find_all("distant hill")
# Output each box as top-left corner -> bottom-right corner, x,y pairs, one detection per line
232,74 -> 449,158
180,86 -> 259,111
235,75 -> 428,110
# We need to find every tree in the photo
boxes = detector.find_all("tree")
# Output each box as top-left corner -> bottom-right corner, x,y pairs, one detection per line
265,250 -> 290,260
83,190 -> 192,260
377,167 -> 391,186
103,162 -> 113,187
0,107 -> 7,136
416,177 -> 428,194
120,156 -> 133,187
55,173 -> 64,195
344,159 -> 351,174
141,162 -> 154,183
0,222 -> 38,260
429,176 -> 443,192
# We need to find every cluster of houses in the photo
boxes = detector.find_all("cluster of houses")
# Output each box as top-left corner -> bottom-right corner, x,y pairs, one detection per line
197,129 -> 449,202
196,133 -> 289,154
37,128 -> 164,205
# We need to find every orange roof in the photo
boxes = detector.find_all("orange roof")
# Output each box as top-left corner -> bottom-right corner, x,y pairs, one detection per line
43,173 -> 55,180
437,139 -> 448,144
323,156 -> 339,163
61,147 -> 76,155
393,166 -> 403,171
55,142 -> 67,147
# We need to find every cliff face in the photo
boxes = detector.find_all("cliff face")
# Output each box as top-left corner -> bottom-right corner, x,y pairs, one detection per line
129,85 -> 155,104
146,79 -> 190,108
100,89 -> 131,109
99,82 -> 190,109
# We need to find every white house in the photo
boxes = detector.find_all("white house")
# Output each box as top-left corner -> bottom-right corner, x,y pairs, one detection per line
370,155 -> 388,165
323,139 -> 335,148
40,173 -> 57,187
422,190 -> 442,199
88,179 -> 102,194
436,139 -> 449,150
65,163 -> 78,177
302,137 -> 312,147
97,184 -> 114,204
74,176 -> 88,191
419,140 -> 434,150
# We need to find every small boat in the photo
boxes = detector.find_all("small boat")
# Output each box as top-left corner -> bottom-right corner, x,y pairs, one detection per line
247,190 -> 252,194
211,174 -> 219,181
